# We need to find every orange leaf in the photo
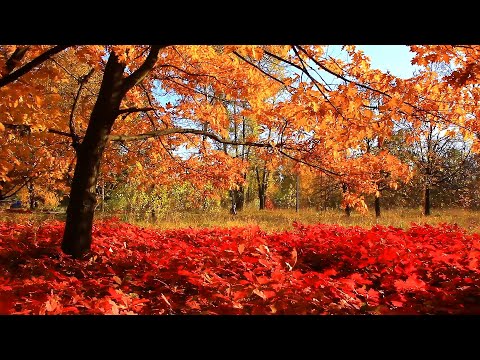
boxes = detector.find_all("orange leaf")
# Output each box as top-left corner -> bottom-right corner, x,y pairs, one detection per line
35,95 -> 43,107
238,243 -> 245,254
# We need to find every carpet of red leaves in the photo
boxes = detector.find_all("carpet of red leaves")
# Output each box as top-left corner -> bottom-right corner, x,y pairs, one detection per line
1,218 -> 479,314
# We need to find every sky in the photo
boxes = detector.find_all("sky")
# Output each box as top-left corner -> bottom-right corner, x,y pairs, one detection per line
356,45 -> 421,78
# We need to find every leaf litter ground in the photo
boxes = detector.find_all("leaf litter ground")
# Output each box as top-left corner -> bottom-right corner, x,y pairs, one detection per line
1,218 -> 479,314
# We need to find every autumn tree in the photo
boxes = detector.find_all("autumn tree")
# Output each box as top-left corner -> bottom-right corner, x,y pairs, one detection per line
1,45 -> 430,258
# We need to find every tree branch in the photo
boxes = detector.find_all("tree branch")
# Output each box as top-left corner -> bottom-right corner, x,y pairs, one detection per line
108,127 -> 279,147
5,46 -> 31,74
233,51 -> 288,87
70,68 -> 94,150
291,46 -> 348,122
0,176 -> 33,200
277,148 -> 341,177
117,107 -> 154,115
2,122 -> 73,138
0,45 -> 70,88
107,127 -> 342,176
122,45 -> 166,92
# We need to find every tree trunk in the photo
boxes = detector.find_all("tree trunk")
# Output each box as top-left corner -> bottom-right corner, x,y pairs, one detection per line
342,183 -> 351,217
256,165 -> 268,210
345,204 -> 351,217
424,186 -> 431,216
27,181 -> 35,210
61,45 -> 162,258
234,186 -> 244,211
259,188 -> 266,210
101,181 -> 105,213
374,195 -> 381,218
295,173 -> 299,212
230,189 -> 237,215
61,52 -> 126,258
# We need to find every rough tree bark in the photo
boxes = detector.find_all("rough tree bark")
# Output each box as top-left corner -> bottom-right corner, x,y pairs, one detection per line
256,165 -> 268,210
342,183 -> 351,217
27,181 -> 35,210
61,46 -> 162,258
295,173 -> 299,213
374,194 -> 381,218
230,189 -> 237,215
424,186 -> 431,216
233,186 -> 244,211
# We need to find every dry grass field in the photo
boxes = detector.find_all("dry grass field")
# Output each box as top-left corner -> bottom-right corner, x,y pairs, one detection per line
2,207 -> 480,233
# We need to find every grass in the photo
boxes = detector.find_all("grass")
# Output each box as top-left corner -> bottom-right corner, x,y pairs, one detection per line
2,207 -> 480,233
117,207 -> 480,234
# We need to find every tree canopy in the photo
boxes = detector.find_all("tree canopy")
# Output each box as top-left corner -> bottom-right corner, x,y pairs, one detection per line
1,45 -> 479,257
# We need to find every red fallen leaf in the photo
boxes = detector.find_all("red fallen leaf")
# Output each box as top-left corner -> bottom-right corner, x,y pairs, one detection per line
131,299 -> 150,306
271,270 -> 283,281
113,276 -> 122,285
2,220 -> 480,315
186,300 -> 201,310
391,301 -> 404,307
12,309 -> 32,315
258,258 -> 271,267
467,258 -> 478,271
242,256 -> 258,264
233,290 -> 250,301
178,269 -> 197,277
263,290 -> 276,299
350,273 -> 372,285
141,271 -> 155,281
243,271 -> 255,282
108,287 -> 118,297
256,276 -> 270,285
212,293 -> 230,300
62,306 -> 80,314
380,248 -> 398,261
323,269 -> 337,277
0,297 -> 14,314
394,275 -> 427,292
367,289 -> 380,305
292,270 -> 303,279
